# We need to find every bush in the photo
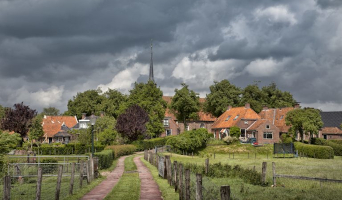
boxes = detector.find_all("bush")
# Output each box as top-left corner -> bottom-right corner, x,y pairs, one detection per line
41,158 -> 58,174
105,145 -> 136,158
32,143 -> 105,155
311,138 -> 342,156
206,138 -> 226,146
166,128 -> 210,153
94,149 -> 114,169
330,140 -> 342,145
222,136 -> 239,145
294,142 -> 334,159
132,136 -> 176,151
280,133 -> 293,143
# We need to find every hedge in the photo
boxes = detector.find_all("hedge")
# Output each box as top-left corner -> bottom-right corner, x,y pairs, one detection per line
32,143 -> 105,155
294,142 -> 334,159
105,145 -> 136,158
132,136 -> 176,151
311,138 -> 342,156
94,149 -> 114,169
330,140 -> 342,145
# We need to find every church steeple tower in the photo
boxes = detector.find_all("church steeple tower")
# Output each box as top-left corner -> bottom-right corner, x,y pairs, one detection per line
149,40 -> 154,83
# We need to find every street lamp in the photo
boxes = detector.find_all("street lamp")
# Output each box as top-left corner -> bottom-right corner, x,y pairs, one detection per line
90,114 -> 96,157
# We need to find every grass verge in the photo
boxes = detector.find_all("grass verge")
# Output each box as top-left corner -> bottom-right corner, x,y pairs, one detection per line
104,156 -> 140,200
141,157 -> 179,200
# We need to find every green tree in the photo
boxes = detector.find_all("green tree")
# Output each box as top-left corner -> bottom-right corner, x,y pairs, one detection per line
261,82 -> 296,109
240,84 -> 266,113
41,107 -> 60,116
98,89 -> 128,119
230,126 -> 241,138
28,116 -> 44,149
99,129 -> 117,145
94,115 -> 118,145
170,83 -> 200,128
204,80 -> 242,117
285,108 -> 323,143
120,81 -> 166,138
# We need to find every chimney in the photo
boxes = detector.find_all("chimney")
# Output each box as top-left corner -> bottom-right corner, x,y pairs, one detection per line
245,103 -> 250,109
263,105 -> 268,111
100,111 -> 104,117
82,113 -> 86,119
294,102 -> 301,109
227,105 -> 232,110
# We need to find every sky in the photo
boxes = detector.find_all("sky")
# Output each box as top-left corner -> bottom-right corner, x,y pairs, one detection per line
0,0 -> 342,113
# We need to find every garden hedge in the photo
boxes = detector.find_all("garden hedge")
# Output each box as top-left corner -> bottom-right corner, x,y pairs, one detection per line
94,149 -> 114,169
32,143 -> 105,155
132,136 -> 176,151
330,140 -> 342,145
311,138 -> 342,156
105,145 -> 136,158
294,142 -> 334,159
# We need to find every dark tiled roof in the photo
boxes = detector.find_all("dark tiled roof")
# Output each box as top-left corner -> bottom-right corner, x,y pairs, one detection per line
54,130 -> 72,137
320,112 -> 342,128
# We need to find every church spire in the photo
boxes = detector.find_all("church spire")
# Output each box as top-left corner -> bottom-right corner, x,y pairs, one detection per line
149,40 -> 154,83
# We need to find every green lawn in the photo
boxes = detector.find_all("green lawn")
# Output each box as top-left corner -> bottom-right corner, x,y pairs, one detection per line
104,156 -> 140,200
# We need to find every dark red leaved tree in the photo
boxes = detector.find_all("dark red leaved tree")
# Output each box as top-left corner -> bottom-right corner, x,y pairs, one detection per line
115,104 -> 149,141
1,102 -> 37,139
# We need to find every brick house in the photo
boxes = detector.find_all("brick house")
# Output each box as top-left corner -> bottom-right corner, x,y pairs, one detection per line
211,103 -> 281,144
161,96 -> 217,137
42,115 -> 78,144
319,112 -> 342,140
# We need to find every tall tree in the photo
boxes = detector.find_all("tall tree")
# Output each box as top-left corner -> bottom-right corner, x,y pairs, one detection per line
116,104 -> 149,141
170,83 -> 200,128
240,84 -> 266,113
120,81 -> 166,137
261,82 -> 296,109
28,115 -> 44,149
1,102 -> 37,140
285,108 -> 323,143
204,80 -> 241,117
94,115 -> 118,145
41,107 -> 60,116
98,89 -> 128,119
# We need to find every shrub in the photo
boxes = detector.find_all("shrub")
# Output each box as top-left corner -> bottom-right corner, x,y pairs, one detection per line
222,136 -> 239,145
280,133 -> 293,143
105,145 -> 136,158
206,138 -> 226,146
294,142 -> 334,159
311,138 -> 342,156
32,143 -> 105,155
41,158 -> 58,174
330,140 -> 342,145
132,136 -> 176,151
94,149 -> 114,169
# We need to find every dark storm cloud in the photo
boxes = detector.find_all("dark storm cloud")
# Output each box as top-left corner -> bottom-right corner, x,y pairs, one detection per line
0,0 -> 342,112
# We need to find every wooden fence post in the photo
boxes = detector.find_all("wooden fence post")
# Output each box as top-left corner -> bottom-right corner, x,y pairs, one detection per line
220,186 -> 231,200
272,162 -> 276,186
185,169 -> 190,200
36,168 -> 43,200
69,163 -> 75,195
165,155 -> 170,184
86,160 -> 91,184
174,161 -> 178,192
168,158 -> 172,186
55,165 -> 63,200
196,174 -> 203,200
3,175 -> 11,200
205,158 -> 209,175
179,163 -> 183,200
79,161 -> 84,188
262,162 -> 267,185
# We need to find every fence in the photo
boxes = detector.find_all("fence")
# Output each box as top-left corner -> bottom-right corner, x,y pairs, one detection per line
1,156 -> 97,200
144,150 -> 233,200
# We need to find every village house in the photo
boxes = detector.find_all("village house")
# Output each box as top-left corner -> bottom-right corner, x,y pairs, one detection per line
319,111 -> 342,140
161,96 -> 217,137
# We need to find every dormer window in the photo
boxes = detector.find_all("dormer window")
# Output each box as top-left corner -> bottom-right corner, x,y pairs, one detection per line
234,115 -> 239,120
225,116 -> 231,121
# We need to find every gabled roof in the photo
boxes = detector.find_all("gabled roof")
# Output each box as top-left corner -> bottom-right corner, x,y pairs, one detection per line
212,106 -> 260,129
42,116 -> 78,138
259,107 -> 294,132
320,111 -> 342,128
321,127 -> 342,134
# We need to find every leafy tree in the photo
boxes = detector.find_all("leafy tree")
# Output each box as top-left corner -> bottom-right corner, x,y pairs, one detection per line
229,126 -> 241,138
240,84 -> 265,113
119,81 -> 166,137
0,131 -> 21,152
116,104 -> 149,142
261,82 -> 296,109
28,115 -> 44,149
204,80 -> 241,117
94,115 -> 117,145
99,129 -> 117,145
0,105 -> 5,120
41,107 -> 60,116
170,83 -> 200,128
1,102 -> 37,141
98,89 -> 128,119
285,108 -> 323,143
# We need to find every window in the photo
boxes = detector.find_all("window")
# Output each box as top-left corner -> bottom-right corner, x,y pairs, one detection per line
166,129 -> 172,136
200,123 -> 205,128
163,119 -> 169,126
266,125 -> 270,129
225,116 -> 231,121
244,121 -> 248,125
263,132 -> 273,139
185,125 -> 190,131
234,115 -> 239,120
280,115 -> 284,120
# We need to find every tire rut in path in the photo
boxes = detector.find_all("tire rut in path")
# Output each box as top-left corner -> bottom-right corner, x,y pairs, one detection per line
81,155 -> 127,200
134,156 -> 163,200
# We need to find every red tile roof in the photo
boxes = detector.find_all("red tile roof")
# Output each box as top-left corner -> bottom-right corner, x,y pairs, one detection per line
42,116 -> 78,138
212,106 -> 260,129
321,127 -> 342,134
259,107 -> 294,132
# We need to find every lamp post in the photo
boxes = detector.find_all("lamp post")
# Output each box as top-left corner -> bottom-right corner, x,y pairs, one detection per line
90,114 -> 96,157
